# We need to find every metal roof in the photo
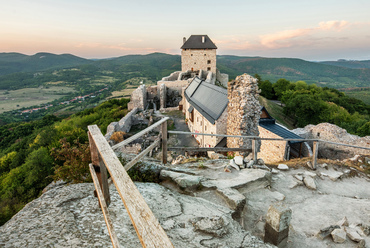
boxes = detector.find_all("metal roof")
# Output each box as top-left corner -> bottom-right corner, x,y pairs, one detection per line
259,119 -> 303,144
181,35 -> 217,49
184,77 -> 228,124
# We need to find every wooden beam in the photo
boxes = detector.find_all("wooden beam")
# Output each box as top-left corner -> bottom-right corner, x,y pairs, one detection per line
161,122 -> 167,164
312,141 -> 319,170
124,139 -> 160,171
88,125 -> 174,248
112,117 -> 169,151
319,140 -> 370,150
89,164 -> 121,248
88,131 -> 110,206
167,147 -> 252,152
252,139 -> 258,163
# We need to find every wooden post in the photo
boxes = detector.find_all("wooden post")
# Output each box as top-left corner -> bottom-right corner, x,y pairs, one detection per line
252,138 -> 258,163
312,141 -> 319,170
88,131 -> 110,206
162,121 -> 168,164
299,142 -> 303,158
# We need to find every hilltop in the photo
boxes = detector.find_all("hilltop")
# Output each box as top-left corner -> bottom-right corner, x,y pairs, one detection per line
0,52 -> 91,76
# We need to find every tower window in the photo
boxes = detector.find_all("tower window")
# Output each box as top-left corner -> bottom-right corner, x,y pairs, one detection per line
207,60 -> 211,64
204,54 -> 206,56
191,54 -> 193,56
207,67 -> 211,71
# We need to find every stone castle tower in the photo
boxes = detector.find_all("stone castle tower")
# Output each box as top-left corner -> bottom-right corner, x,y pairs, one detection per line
181,35 -> 217,74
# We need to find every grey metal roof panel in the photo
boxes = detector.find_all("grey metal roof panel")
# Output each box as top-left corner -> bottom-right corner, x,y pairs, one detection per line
181,35 -> 217,49
188,105 -> 194,113
185,77 -> 202,97
259,122 -> 303,144
184,77 -> 228,124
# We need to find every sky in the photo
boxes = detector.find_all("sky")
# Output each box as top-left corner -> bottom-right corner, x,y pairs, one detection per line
1,0 -> 370,61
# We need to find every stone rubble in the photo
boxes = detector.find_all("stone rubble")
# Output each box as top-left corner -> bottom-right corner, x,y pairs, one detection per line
277,164 -> 289,170
331,228 -> 347,243
303,176 -> 317,190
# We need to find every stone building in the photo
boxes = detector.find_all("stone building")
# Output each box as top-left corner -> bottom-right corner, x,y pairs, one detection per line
183,77 -> 228,147
182,74 -> 308,163
181,35 -> 217,74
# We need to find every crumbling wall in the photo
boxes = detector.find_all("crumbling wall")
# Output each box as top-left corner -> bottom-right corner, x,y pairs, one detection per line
227,74 -> 261,154
161,71 -> 181,81
128,84 -> 147,111
216,69 -> 229,88
293,123 -> 370,159
105,108 -> 138,140
159,83 -> 166,109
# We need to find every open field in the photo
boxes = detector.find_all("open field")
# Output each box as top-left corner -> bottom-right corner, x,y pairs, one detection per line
0,86 -> 75,113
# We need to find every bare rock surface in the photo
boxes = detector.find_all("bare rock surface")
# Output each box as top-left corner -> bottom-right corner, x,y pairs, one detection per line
0,182 -> 273,248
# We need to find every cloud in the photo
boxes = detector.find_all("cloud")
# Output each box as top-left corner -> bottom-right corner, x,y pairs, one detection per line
218,20 -> 351,51
318,20 -> 348,30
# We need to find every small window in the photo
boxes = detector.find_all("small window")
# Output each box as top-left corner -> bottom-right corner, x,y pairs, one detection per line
194,62 -> 196,64
207,60 -> 211,64
317,132 -> 320,137
191,54 -> 193,56
207,67 -> 211,71
205,125 -> 207,131
197,117 -> 199,122
204,54 -> 206,56
200,121 -> 202,126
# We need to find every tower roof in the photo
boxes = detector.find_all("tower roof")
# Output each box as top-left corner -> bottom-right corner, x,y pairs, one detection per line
181,35 -> 217,49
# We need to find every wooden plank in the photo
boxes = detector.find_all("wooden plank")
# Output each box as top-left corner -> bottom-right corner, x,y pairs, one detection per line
167,147 -> 252,152
88,125 -> 174,248
89,164 -> 121,248
162,122 -> 167,164
252,139 -> 258,163
312,141 -> 319,169
124,139 -> 160,171
168,131 -> 318,142
88,131 -> 110,205
112,117 -> 169,151
320,140 -> 370,150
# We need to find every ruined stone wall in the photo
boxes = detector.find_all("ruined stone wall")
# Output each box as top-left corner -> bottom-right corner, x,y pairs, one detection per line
128,85 -> 146,111
146,86 -> 157,100
159,83 -> 166,109
156,80 -> 189,89
161,71 -> 181,81
258,126 -> 287,163
105,108 -> 138,141
227,74 -> 261,153
293,123 -> 370,159
215,109 -> 228,145
216,69 -> 229,88
181,49 -> 216,74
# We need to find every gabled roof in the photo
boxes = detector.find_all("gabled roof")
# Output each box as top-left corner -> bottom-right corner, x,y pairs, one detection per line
185,77 -> 228,124
181,35 -> 217,49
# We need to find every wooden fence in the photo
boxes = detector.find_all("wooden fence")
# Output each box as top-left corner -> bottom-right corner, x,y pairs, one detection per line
87,117 -> 173,248
88,117 -> 370,247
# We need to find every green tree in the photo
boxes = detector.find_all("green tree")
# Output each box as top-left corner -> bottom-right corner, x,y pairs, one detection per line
273,79 -> 291,100
259,80 -> 274,99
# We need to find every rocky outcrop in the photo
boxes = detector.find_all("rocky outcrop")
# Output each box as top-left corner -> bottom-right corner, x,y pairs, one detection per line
292,123 -> 370,159
0,182 -> 273,248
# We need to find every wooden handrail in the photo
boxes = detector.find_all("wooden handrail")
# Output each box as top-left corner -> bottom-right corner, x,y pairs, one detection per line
112,117 -> 170,150
88,124 -> 174,248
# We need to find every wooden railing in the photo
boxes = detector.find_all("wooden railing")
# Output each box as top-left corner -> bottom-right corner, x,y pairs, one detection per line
166,130 -> 370,169
88,117 -> 369,247
87,117 -> 173,248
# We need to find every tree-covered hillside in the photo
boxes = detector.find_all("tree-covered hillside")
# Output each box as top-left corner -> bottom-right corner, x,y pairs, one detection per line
0,98 -> 129,225
0,52 -> 91,76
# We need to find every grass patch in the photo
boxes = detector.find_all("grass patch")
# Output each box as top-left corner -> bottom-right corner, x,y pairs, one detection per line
259,96 -> 295,129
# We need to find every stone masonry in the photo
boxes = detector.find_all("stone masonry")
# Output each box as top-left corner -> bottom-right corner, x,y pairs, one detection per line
127,84 -> 147,111
227,74 -> 261,153
181,49 -> 217,74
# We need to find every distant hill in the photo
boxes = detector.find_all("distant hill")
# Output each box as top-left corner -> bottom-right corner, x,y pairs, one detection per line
1,52 -> 370,90
93,52 -> 181,80
216,55 -> 370,88
319,59 -> 370,69
0,52 -> 91,76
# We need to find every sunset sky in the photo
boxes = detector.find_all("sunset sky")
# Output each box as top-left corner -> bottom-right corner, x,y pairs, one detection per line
1,0 -> 370,61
